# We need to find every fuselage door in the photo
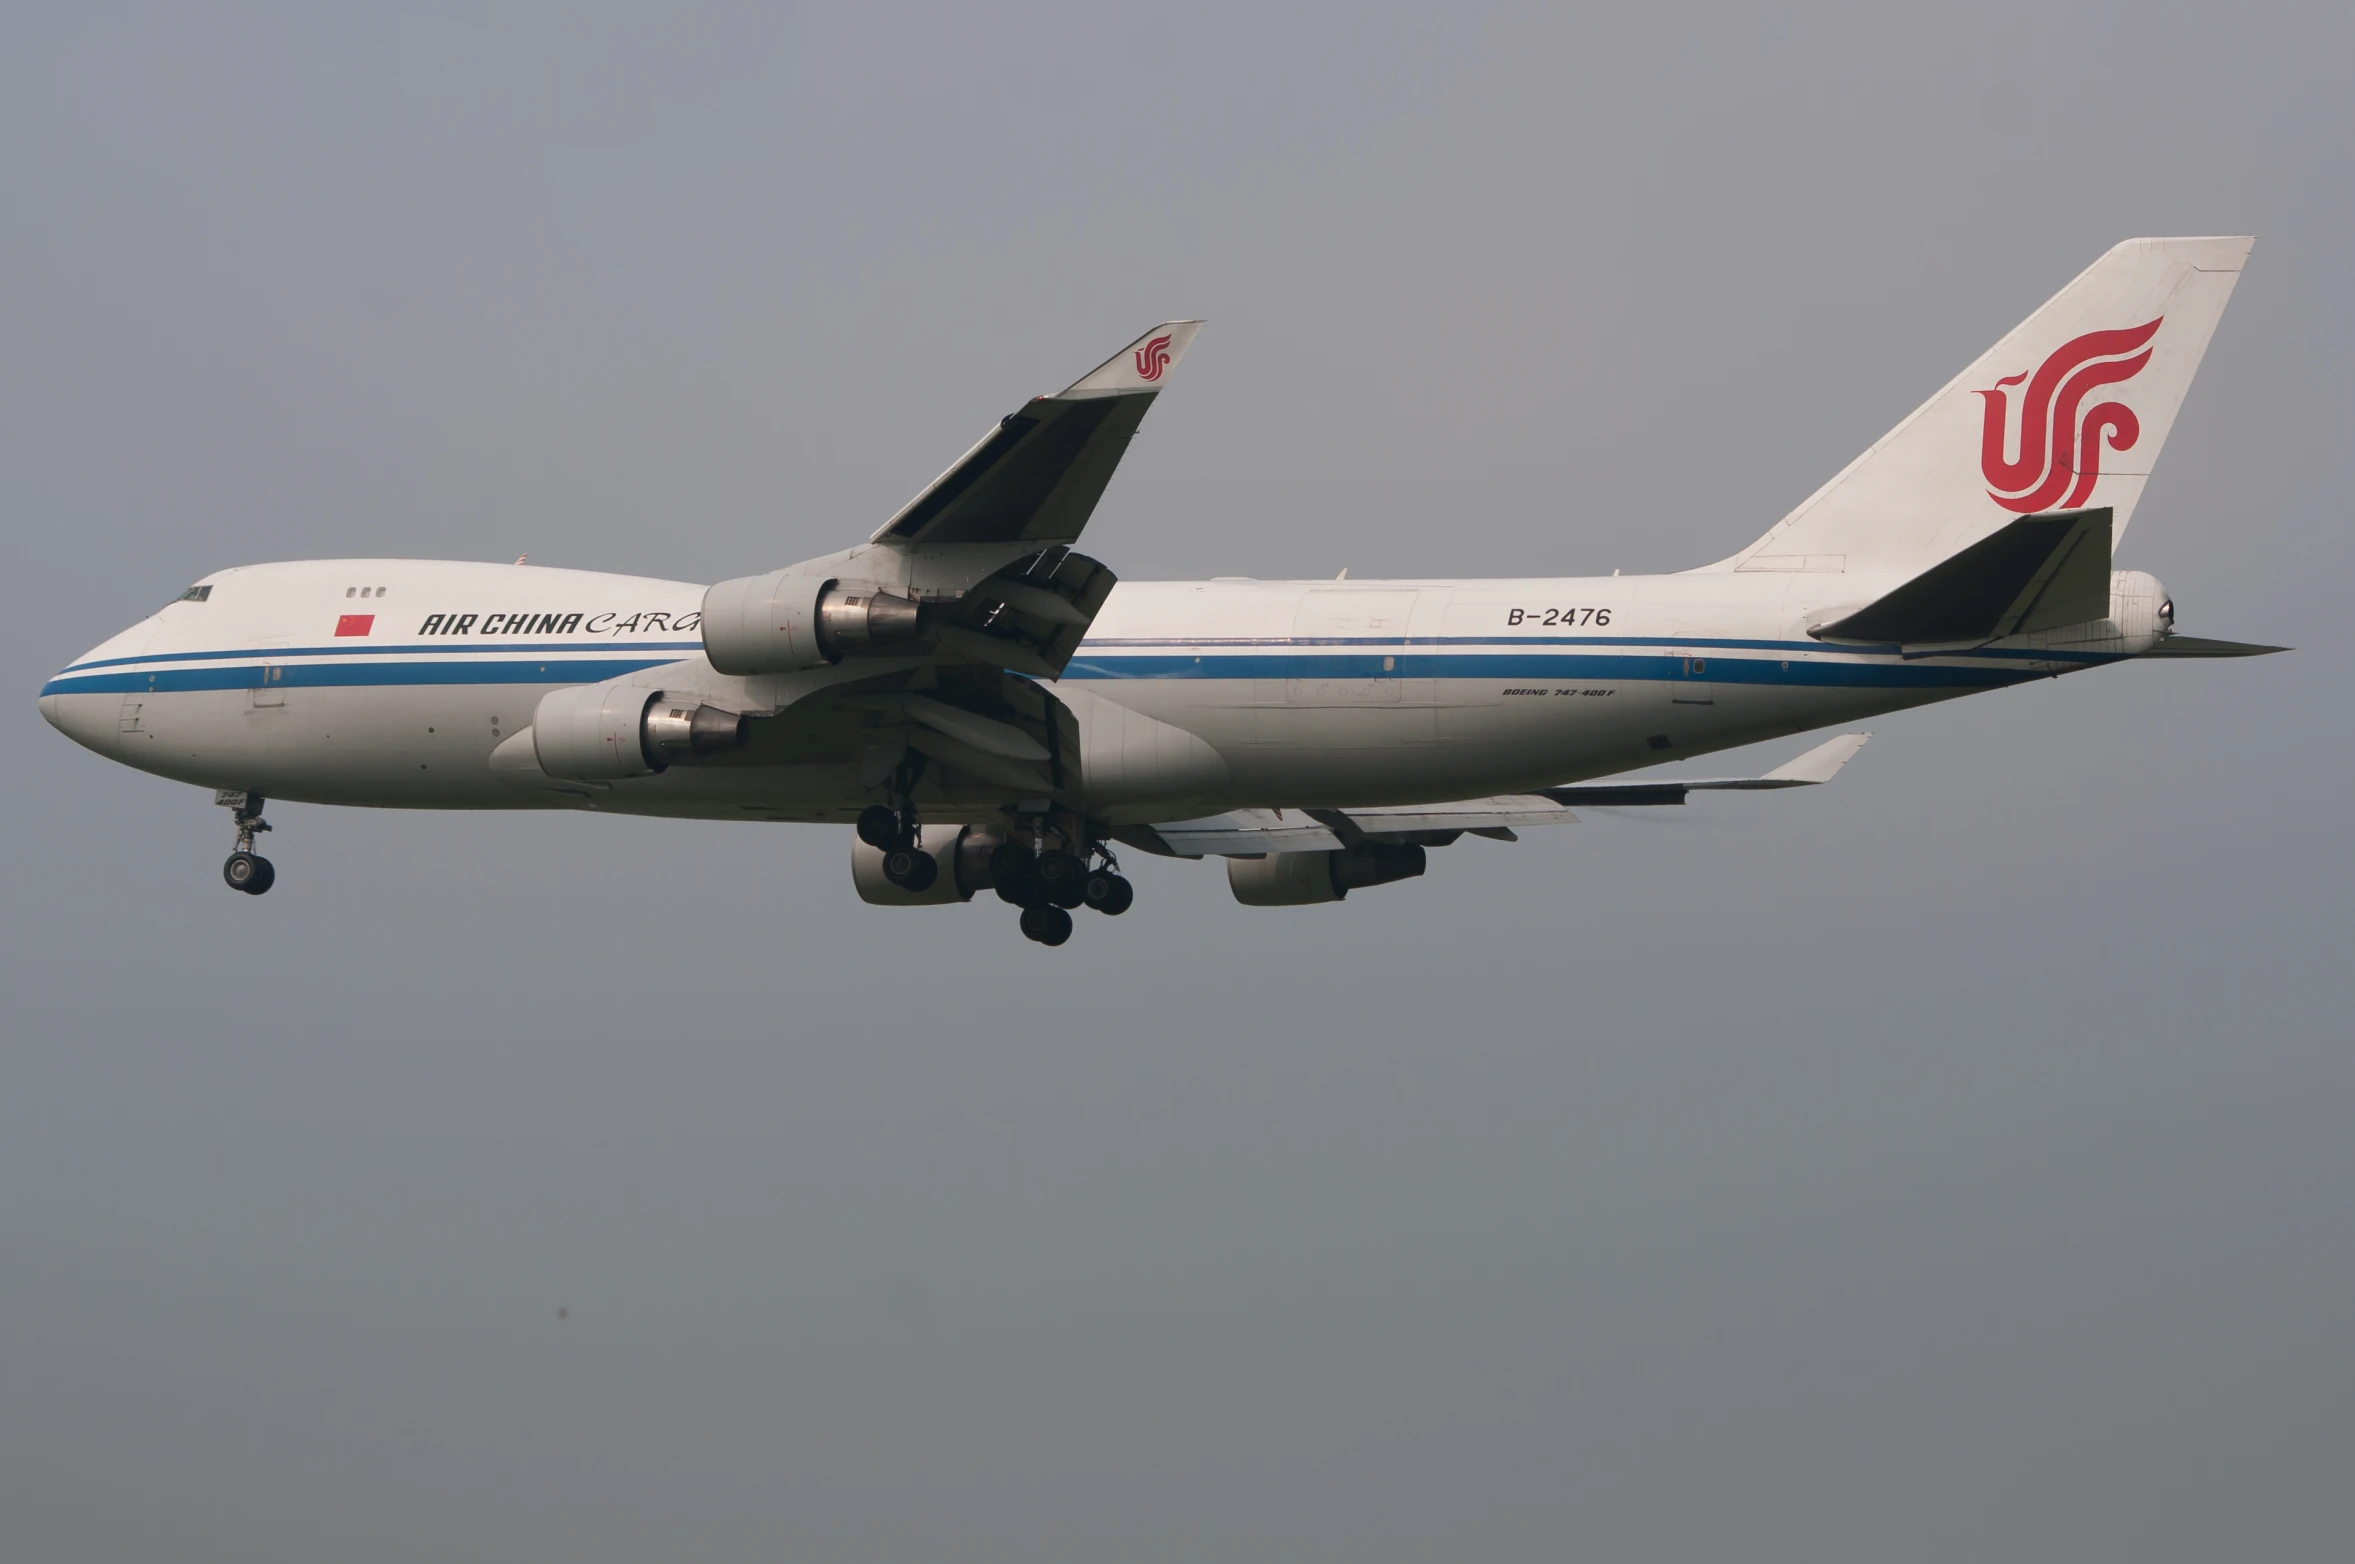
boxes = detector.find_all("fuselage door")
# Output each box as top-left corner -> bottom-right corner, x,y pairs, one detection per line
1671,655 -> 1716,705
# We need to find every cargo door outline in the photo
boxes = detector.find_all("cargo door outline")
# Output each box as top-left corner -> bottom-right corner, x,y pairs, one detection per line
1671,655 -> 1716,705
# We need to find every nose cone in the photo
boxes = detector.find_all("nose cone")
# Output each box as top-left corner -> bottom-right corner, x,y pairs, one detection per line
41,619 -> 157,758
39,671 -> 124,758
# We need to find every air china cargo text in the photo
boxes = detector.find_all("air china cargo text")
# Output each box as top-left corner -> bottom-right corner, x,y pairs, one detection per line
416,610 -> 702,638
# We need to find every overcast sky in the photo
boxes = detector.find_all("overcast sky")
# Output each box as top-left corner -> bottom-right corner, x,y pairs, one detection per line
4,4 -> 2350,1561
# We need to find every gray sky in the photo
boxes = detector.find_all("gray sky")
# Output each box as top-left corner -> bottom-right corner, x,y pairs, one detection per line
4,4 -> 2351,1560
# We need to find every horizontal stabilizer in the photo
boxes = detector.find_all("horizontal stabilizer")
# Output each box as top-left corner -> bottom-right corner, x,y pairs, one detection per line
1813,510 -> 2110,647
1541,732 -> 1871,806
2141,635 -> 2288,658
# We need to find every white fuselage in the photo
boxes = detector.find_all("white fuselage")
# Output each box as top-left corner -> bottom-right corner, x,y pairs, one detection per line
39,557 -> 2157,823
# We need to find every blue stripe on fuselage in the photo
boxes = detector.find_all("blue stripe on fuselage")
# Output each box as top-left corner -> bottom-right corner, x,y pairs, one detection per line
1077,634 -> 2119,665
41,637 -> 2105,697
42,658 -> 681,696
1062,651 -> 2045,689
55,639 -> 705,674
47,632 -> 2121,681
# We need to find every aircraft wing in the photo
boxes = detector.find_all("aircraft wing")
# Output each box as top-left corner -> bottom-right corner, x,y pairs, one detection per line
697,320 -> 1202,698
870,321 -> 1204,548
1128,733 -> 1870,857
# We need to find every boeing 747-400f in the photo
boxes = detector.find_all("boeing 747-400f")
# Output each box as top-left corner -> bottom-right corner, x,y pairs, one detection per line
40,238 -> 2282,945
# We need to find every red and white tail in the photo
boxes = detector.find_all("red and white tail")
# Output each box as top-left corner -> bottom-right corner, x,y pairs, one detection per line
1714,236 -> 2251,576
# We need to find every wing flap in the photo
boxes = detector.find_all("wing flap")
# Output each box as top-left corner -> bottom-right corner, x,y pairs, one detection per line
1333,796 -> 1579,835
1144,811 -> 1349,858
940,546 -> 1120,678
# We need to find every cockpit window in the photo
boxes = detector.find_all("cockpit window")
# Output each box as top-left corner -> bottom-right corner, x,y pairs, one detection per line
176,585 -> 212,603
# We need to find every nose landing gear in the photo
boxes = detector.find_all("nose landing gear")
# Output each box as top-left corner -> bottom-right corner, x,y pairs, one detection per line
216,789 -> 275,895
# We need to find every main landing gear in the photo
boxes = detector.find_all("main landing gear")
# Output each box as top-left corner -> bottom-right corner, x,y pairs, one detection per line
991,826 -> 1133,947
217,789 -> 275,896
857,802 -> 938,893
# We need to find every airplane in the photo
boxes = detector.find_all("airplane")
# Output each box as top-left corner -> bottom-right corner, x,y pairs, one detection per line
39,236 -> 2283,946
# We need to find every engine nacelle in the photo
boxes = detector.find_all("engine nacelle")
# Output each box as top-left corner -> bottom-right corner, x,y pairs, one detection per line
702,569 -> 925,675
851,824 -> 1005,906
1228,843 -> 1427,906
531,683 -> 748,779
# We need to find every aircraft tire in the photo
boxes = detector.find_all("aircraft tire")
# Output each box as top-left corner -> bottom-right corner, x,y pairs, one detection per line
1082,871 -> 1133,916
1019,904 -> 1073,945
856,805 -> 900,849
224,852 -> 274,895
882,845 -> 937,890
1035,849 -> 1087,909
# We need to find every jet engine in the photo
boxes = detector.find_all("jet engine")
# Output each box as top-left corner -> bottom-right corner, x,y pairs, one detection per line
702,569 -> 925,675
851,824 -> 1005,906
1228,843 -> 1427,906
531,683 -> 748,779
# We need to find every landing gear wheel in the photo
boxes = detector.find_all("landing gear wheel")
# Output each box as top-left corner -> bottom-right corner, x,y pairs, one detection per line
217,791 -> 274,894
856,805 -> 901,849
1034,849 -> 1087,909
1082,871 -> 1133,916
1019,904 -> 1073,946
883,846 -> 939,892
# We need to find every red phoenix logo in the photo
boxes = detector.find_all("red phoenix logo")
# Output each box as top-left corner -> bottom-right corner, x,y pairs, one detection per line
1976,318 -> 2162,513
1133,334 -> 1173,382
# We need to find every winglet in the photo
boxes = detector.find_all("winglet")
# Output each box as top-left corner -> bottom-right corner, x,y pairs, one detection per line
1759,731 -> 1872,785
1058,320 -> 1205,399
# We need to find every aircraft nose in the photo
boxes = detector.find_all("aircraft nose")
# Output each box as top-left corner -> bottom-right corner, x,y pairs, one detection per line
39,639 -> 134,756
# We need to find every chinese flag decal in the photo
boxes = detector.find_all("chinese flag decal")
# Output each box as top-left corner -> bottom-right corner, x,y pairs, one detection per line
335,614 -> 375,637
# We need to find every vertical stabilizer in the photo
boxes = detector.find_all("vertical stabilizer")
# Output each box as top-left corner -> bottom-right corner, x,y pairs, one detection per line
1711,236 -> 2250,576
